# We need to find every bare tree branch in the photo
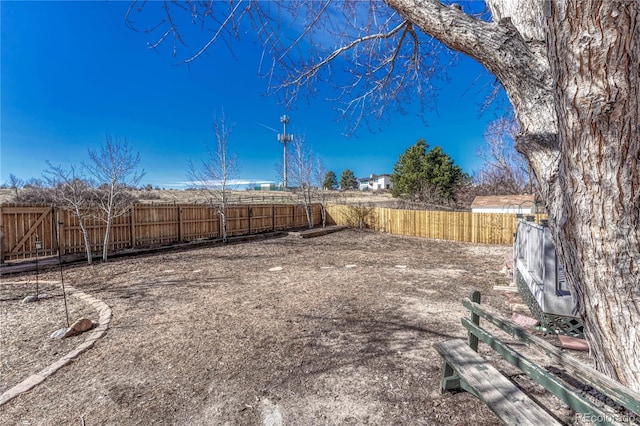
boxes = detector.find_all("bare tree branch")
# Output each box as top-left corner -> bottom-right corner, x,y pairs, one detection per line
280,20 -> 408,89
475,115 -> 535,194
184,1 -> 248,63
126,1 -> 455,133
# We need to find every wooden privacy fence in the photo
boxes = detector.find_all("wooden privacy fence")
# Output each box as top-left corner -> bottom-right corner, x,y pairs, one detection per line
1,202 -> 544,262
1,203 -> 321,262
325,204 -> 546,245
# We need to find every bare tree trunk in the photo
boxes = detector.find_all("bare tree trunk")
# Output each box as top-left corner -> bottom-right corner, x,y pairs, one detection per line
220,203 -> 228,243
303,188 -> 314,229
221,212 -> 227,242
305,204 -> 313,229
102,188 -> 114,262
102,213 -> 111,262
545,0 -> 640,388
71,204 -> 93,265
220,191 -> 228,243
78,218 -> 93,265
320,203 -> 327,228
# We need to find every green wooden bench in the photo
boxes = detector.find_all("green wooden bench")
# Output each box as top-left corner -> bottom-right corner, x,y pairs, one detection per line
434,291 -> 640,426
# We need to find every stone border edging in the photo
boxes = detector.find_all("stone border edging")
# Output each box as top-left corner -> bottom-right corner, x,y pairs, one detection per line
0,285 -> 112,406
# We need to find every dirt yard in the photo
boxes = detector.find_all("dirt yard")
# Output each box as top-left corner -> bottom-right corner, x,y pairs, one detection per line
1,229 -> 522,425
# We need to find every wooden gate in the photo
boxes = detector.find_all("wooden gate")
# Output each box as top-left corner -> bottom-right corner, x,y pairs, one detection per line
1,204 -> 56,262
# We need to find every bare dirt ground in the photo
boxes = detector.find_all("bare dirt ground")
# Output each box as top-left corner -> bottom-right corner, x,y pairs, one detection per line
1,229 -> 529,425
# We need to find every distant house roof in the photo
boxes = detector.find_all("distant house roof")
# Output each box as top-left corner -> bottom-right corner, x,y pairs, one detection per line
359,174 -> 392,180
471,194 -> 536,210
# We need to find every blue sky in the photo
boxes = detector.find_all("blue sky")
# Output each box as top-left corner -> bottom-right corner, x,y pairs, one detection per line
1,1 -> 507,189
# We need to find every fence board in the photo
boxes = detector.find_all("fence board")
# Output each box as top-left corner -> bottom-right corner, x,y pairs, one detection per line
180,205 -> 219,241
274,205 -> 295,231
226,205 -> 249,237
133,204 -> 180,247
250,205 -> 274,234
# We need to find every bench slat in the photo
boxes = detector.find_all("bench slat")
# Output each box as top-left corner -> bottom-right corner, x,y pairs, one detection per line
434,339 -> 562,426
462,318 -> 619,426
462,297 -> 640,416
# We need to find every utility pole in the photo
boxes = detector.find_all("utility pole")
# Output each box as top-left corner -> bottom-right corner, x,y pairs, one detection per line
277,115 -> 293,190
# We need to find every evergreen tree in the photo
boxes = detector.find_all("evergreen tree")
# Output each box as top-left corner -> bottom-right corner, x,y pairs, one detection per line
322,170 -> 338,190
391,139 -> 465,202
339,169 -> 357,190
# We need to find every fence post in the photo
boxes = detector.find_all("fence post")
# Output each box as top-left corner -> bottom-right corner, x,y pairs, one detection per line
0,204 -> 4,264
272,204 -> 275,232
49,205 -> 55,257
54,207 -> 63,257
469,290 -> 481,352
178,205 -> 183,242
129,205 -> 136,249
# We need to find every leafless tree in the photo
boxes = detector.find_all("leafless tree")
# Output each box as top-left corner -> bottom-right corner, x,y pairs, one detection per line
286,136 -> 316,229
475,116 -> 534,195
84,135 -> 144,261
187,111 -> 239,242
130,1 -> 640,388
343,203 -> 376,230
7,174 -> 24,201
314,158 -> 330,228
44,163 -> 96,264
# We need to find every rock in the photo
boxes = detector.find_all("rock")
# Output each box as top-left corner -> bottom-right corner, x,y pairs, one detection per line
50,319 -> 95,339
261,399 -> 283,426
512,312 -> 538,328
51,328 -> 70,339
64,318 -> 95,337
22,295 -> 39,303
22,294 -> 53,303
493,285 -> 518,293
558,335 -> 589,352
499,265 -> 512,276
510,303 -> 530,313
